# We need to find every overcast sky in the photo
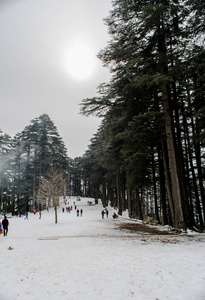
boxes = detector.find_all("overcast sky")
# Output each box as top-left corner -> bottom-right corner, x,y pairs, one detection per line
0,0 -> 112,158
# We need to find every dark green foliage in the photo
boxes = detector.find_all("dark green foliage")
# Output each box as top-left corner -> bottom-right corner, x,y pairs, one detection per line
0,114 -> 69,212
80,0 -> 205,230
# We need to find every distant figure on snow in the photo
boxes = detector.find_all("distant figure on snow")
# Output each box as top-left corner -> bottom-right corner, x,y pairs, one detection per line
2,216 -> 9,236
101,210 -> 105,219
112,212 -> 118,219
80,209 -> 83,217
24,211 -> 28,220
39,211 -> 42,219
0,222 -> 2,236
106,209 -> 109,218
77,209 -> 79,217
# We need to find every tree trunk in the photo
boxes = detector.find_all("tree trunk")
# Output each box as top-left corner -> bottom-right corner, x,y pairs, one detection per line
158,145 -> 168,225
126,171 -> 132,218
116,170 -> 122,215
195,139 -> 205,222
183,113 -> 203,230
136,188 -> 143,221
173,87 -> 194,229
121,172 -> 126,211
152,150 -> 159,223
33,167 -> 36,207
157,11 -> 186,229
102,181 -> 106,207
161,137 -> 174,226
110,185 -> 115,207
161,83 -> 185,229
55,202 -> 58,224
95,185 -> 99,204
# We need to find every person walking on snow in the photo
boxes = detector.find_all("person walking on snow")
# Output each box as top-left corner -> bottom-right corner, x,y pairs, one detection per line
0,221 -> 2,236
2,216 -> 9,236
80,209 -> 83,216
101,210 -> 105,219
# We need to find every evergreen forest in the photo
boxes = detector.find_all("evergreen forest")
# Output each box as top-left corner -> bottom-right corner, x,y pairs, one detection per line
0,0 -> 204,231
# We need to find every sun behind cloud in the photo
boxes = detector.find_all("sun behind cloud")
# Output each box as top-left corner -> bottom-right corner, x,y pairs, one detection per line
64,41 -> 97,80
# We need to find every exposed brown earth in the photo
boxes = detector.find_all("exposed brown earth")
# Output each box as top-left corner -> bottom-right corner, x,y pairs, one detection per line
118,222 -> 180,235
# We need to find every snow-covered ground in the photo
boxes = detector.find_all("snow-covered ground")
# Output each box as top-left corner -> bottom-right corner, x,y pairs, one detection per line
0,197 -> 205,300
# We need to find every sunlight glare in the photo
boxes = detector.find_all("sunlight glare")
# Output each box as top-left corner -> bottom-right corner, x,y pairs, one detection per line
65,41 -> 97,80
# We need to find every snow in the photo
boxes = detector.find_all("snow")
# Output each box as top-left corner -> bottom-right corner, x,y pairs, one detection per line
0,197 -> 205,300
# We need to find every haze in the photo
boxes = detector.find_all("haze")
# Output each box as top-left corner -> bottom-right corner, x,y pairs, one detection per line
0,0 -> 111,158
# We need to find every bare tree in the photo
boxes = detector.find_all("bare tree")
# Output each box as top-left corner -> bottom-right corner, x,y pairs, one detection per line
37,166 -> 70,223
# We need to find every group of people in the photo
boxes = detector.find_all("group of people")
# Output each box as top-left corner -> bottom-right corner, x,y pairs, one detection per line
76,209 -> 83,217
0,216 -> 9,236
101,209 -> 109,219
62,206 -> 73,213
62,201 -> 83,217
101,209 -> 118,219
17,210 -> 42,220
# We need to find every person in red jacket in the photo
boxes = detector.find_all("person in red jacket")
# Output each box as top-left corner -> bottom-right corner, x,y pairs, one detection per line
2,216 -> 9,236
0,221 -> 2,236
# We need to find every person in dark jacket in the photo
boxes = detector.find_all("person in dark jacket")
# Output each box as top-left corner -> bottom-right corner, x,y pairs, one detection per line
2,216 -> 9,236
101,210 -> 105,219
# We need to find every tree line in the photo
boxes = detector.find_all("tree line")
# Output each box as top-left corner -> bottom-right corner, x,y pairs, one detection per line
0,114 -> 70,214
79,0 -> 205,231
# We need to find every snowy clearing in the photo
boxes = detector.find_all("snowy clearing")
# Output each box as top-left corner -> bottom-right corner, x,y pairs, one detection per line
0,197 -> 205,300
